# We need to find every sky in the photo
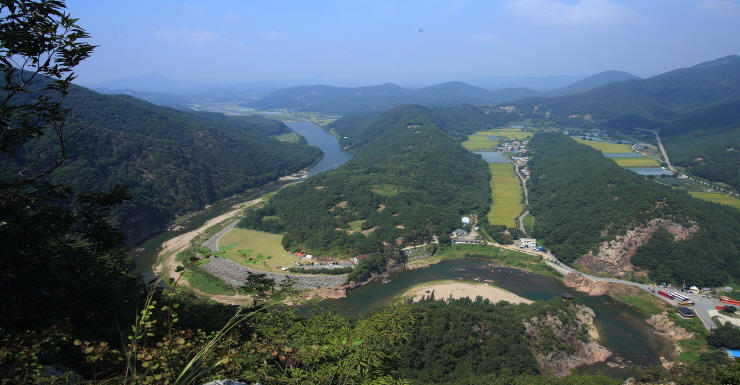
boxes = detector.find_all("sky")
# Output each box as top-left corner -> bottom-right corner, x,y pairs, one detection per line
64,0 -> 740,87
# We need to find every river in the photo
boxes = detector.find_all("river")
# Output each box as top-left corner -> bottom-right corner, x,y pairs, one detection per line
130,121 -> 352,281
130,121 -> 672,379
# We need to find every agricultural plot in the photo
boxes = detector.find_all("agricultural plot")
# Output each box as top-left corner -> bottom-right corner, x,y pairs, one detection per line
487,163 -> 523,228
575,138 -> 633,153
689,192 -> 740,209
462,128 -> 532,149
218,228 -> 299,272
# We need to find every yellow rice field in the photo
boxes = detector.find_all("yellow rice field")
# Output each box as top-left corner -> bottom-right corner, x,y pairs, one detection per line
575,138 -> 633,153
487,163 -> 523,228
689,192 -> 740,209
462,129 -> 532,149
611,157 -> 662,167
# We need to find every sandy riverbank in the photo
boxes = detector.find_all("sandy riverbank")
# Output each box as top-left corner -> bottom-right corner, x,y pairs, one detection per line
153,197 -> 264,284
400,280 -> 533,304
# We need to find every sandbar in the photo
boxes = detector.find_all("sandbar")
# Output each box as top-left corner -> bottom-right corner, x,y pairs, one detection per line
400,280 -> 533,304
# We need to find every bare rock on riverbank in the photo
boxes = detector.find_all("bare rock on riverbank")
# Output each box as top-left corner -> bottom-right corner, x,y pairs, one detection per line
646,313 -> 694,340
524,303 -> 611,377
562,272 -> 644,298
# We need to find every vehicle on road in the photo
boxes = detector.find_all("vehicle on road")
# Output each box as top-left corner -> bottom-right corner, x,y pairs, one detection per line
678,301 -> 695,306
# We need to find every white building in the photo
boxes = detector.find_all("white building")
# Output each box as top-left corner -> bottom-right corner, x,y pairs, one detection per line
519,238 -> 537,248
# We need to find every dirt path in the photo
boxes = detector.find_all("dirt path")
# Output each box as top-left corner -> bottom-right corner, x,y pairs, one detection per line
153,198 -> 264,284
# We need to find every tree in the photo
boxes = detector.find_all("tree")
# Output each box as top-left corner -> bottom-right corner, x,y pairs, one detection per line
0,0 -> 141,338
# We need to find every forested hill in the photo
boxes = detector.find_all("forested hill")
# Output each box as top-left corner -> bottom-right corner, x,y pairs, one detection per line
527,132 -> 740,287
238,104 -> 491,256
506,55 -> 740,124
242,72 -> 638,115
1,85 -> 323,244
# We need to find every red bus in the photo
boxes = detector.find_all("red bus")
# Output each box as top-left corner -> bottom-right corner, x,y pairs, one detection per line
720,296 -> 740,306
658,290 -> 672,299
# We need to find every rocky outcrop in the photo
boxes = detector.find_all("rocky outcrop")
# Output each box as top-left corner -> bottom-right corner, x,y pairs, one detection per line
646,312 -> 694,340
524,304 -> 611,377
574,218 -> 699,276
562,273 -> 646,298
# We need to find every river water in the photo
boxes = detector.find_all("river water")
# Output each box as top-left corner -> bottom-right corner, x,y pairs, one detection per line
130,121 -> 672,379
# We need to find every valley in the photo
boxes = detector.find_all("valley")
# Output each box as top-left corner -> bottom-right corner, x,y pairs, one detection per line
4,4 -> 740,381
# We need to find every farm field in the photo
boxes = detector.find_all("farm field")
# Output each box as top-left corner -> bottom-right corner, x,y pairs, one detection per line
689,192 -> 740,209
575,138 -> 633,153
218,228 -> 299,272
462,128 -> 532,149
612,157 -> 662,167
488,163 -> 523,228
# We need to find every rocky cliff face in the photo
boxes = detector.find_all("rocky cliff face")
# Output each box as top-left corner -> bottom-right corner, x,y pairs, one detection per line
574,218 -> 699,276
523,303 -> 611,377
562,273 -> 645,297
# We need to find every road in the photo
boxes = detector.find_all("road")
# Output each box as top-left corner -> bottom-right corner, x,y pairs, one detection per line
634,128 -> 675,173
502,151 -> 530,236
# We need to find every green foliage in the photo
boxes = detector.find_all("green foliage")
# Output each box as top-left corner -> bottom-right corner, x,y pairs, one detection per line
1,85 -> 324,244
394,297 -> 589,384
240,105 -> 492,258
185,266 -> 235,296
707,322 -> 740,349
527,132 -> 740,286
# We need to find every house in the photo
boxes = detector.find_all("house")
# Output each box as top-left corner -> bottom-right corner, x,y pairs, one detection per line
720,348 -> 740,360
677,307 -> 694,318
519,238 -> 537,248
453,239 -> 484,245
462,217 -> 470,224
353,254 -> 370,264
452,229 -> 468,238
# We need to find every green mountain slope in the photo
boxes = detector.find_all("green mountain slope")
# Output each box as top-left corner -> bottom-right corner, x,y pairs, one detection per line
238,104 -> 491,257
2,86 -> 323,244
509,55 -> 740,123
528,132 -> 740,286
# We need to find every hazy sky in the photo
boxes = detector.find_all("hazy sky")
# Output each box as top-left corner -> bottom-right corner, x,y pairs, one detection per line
65,0 -> 740,87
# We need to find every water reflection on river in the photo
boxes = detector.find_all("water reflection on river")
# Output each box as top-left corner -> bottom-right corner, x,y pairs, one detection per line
297,259 -> 673,379
131,121 -> 672,379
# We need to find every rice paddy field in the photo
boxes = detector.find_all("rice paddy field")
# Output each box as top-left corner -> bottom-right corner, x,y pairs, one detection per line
574,138 -> 633,153
689,192 -> 740,209
462,128 -> 532,149
218,228 -> 299,272
488,163 -> 523,227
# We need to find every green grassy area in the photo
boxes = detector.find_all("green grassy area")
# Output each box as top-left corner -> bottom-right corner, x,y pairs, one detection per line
668,312 -> 710,363
610,291 -> 670,317
522,214 -> 535,235
183,265 -> 236,296
275,132 -> 303,142
690,192 -> 740,209
612,157 -> 662,167
575,138 -> 634,153
219,228 -> 299,271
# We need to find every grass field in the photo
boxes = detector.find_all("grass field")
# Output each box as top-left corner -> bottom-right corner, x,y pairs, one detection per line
218,228 -> 298,272
611,157 -> 662,167
575,138 -> 633,153
487,163 -> 523,228
462,129 -> 532,149
689,192 -> 740,209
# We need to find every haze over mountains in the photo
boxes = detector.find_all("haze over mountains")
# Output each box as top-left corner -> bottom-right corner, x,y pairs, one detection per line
86,70 -> 639,113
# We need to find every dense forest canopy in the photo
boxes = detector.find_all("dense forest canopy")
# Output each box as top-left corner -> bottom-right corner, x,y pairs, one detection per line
239,104 -> 492,258
527,132 -> 740,286
0,84 -> 323,243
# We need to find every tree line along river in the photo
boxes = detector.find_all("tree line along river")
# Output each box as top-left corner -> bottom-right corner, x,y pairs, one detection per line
130,121 -> 673,379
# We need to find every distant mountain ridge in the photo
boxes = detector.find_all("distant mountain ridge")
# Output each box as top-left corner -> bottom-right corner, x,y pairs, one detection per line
245,71 -> 638,114
88,71 -> 639,114
505,55 -> 740,123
